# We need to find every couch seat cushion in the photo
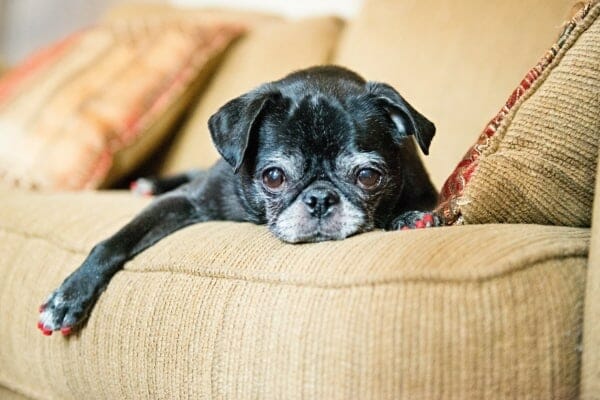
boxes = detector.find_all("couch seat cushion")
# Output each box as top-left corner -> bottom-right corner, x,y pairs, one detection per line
0,189 -> 588,399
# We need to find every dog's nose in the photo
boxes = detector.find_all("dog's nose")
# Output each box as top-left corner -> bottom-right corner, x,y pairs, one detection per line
302,187 -> 340,217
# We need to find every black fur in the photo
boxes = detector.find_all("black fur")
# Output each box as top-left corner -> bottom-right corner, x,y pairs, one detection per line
38,66 -> 438,335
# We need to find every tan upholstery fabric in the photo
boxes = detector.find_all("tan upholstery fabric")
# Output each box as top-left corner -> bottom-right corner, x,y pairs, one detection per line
334,0 -> 574,189
582,151 -> 600,399
456,3 -> 600,227
0,386 -> 30,400
158,16 -> 343,174
0,189 -> 589,399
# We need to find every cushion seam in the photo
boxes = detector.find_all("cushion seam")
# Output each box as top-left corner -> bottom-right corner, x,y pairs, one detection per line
0,224 -> 87,255
0,224 -> 587,287
120,251 -> 586,287
0,379 -> 49,400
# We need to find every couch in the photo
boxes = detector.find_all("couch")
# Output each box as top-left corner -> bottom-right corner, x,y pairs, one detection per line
0,0 -> 598,399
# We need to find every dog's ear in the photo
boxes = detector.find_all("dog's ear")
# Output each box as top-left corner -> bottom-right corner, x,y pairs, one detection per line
208,89 -> 276,172
366,82 -> 436,155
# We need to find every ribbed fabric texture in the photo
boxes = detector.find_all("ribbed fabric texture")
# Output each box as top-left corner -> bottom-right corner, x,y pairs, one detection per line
438,1 -> 600,227
0,190 -> 589,399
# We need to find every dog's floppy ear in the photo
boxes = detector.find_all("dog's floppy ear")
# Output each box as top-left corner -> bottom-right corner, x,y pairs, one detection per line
367,82 -> 436,155
208,89 -> 276,172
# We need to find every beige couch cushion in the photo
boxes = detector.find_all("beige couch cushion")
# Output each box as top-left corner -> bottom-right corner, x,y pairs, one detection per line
0,189 -> 588,399
334,0 -> 574,188
158,16 -> 343,174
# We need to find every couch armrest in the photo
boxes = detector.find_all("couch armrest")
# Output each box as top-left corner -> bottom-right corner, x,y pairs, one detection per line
581,150 -> 600,399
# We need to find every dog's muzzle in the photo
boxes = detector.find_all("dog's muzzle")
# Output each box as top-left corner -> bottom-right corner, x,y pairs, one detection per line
270,182 -> 366,243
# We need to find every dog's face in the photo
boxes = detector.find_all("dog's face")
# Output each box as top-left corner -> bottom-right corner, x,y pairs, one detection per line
209,66 -> 435,243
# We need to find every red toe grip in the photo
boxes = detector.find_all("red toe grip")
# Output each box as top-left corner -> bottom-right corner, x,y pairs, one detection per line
42,328 -> 53,336
61,327 -> 72,336
414,219 -> 426,229
422,214 -> 434,225
37,321 -> 44,331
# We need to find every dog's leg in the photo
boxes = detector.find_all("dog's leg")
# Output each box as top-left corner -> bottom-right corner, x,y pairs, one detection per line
130,169 -> 206,196
38,190 -> 206,336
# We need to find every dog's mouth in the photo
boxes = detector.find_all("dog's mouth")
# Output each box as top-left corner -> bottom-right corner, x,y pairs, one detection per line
269,197 -> 369,243
279,225 -> 352,243
272,222 -> 363,243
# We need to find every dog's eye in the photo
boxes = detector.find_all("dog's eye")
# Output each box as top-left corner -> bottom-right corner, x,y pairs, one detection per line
356,168 -> 382,190
262,167 -> 286,191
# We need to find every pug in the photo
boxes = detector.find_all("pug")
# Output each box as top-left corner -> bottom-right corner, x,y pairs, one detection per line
38,66 -> 440,336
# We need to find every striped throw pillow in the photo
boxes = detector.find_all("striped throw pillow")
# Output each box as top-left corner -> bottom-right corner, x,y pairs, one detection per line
0,20 -> 243,190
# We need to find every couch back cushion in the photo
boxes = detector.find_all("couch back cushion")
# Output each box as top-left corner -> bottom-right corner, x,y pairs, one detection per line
157,16 -> 343,175
334,0 -> 574,188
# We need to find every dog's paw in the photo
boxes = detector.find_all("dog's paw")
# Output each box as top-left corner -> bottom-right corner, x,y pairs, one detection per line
37,278 -> 99,336
129,178 -> 157,197
389,211 -> 441,231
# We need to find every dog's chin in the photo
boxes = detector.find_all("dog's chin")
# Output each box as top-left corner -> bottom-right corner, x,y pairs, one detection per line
273,225 -> 359,244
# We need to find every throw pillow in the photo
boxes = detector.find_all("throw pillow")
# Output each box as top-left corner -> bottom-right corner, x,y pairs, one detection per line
0,19 -> 243,190
437,0 -> 600,227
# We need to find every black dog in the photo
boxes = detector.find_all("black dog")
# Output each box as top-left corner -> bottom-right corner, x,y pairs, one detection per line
38,66 -> 439,336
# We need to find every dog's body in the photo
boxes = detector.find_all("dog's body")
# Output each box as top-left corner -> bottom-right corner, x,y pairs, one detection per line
38,66 -> 439,336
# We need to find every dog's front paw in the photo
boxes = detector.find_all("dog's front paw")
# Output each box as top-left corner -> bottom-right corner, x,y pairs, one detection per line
38,276 -> 101,336
390,211 -> 441,231
130,178 -> 157,197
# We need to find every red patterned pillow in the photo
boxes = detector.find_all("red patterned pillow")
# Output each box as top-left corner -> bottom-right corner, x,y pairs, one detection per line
0,20 -> 244,190
436,0 -> 600,227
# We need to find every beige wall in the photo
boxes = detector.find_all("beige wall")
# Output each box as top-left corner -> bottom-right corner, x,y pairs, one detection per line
0,0 -> 166,64
171,0 -> 362,18
0,0 -> 360,65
